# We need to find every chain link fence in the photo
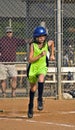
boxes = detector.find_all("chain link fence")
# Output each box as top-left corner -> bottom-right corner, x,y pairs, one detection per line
0,0 -> 75,98
62,0 -> 75,98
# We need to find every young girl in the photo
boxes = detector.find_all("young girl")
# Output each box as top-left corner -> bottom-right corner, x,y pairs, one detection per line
27,26 -> 55,118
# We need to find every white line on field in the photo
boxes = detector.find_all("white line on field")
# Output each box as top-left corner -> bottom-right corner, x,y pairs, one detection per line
0,114 -> 40,120
0,118 -> 23,121
60,111 -> 75,114
26,119 -> 75,128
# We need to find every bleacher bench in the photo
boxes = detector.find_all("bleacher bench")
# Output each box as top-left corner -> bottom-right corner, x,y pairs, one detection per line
15,64 -> 75,84
45,67 -> 75,83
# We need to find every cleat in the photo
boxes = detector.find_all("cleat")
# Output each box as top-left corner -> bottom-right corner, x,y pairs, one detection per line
28,109 -> 33,118
27,104 -> 33,118
38,101 -> 43,111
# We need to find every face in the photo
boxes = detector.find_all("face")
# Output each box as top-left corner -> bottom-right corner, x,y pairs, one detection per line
36,35 -> 46,44
6,32 -> 13,38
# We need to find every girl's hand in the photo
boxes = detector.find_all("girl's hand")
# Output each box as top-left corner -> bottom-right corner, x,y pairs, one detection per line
50,55 -> 55,61
41,51 -> 47,56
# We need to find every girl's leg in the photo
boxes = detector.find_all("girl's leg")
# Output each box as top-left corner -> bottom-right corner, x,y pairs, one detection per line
11,77 -> 17,97
38,74 -> 45,110
1,80 -> 7,97
28,83 -> 37,118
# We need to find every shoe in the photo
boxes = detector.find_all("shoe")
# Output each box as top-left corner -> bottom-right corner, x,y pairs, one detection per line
12,94 -> 16,98
28,108 -> 33,118
28,104 -> 33,118
12,89 -> 16,97
2,92 -> 6,98
37,100 -> 43,111
11,92 -> 16,97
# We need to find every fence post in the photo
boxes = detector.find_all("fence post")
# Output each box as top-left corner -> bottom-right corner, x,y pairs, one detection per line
55,0 -> 63,99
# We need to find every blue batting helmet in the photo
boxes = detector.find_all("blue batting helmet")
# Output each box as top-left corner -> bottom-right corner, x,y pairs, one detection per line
33,26 -> 47,38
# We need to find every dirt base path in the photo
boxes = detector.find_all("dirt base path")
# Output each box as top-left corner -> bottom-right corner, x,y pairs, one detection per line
0,98 -> 75,130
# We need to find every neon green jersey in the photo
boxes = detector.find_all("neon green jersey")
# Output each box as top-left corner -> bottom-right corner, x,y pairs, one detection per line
33,42 -> 48,66
28,42 -> 48,83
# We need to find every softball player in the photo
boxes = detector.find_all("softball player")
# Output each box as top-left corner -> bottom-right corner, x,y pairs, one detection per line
27,26 -> 55,118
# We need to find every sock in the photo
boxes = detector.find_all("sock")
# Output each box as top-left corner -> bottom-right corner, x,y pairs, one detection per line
38,82 -> 44,101
29,90 -> 35,108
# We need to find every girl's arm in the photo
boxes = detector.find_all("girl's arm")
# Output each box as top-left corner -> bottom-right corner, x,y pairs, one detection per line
48,40 -> 55,60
